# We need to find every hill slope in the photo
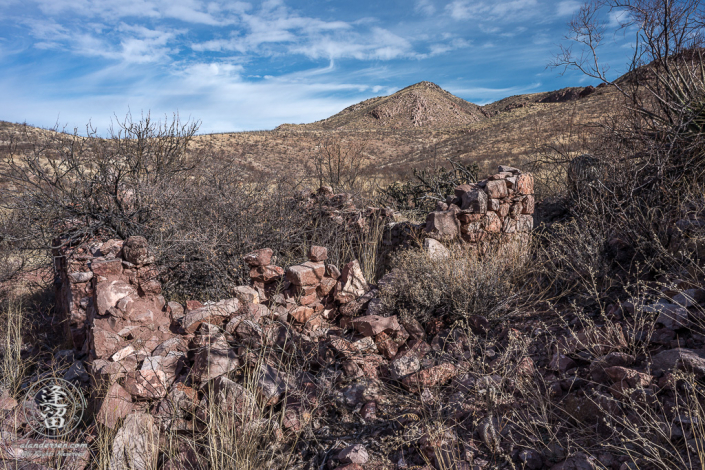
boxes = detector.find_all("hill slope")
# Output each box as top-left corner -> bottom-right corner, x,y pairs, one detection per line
284,81 -> 488,130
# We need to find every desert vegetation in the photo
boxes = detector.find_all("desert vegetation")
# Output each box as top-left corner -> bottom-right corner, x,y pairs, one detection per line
2,1 -> 705,469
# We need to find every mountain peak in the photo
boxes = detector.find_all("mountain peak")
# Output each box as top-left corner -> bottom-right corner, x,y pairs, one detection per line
297,81 -> 485,130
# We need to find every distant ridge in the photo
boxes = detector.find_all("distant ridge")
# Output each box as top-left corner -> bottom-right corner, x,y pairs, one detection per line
281,81 -> 488,131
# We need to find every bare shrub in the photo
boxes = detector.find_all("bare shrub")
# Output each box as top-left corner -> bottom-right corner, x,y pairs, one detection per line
379,159 -> 478,218
379,240 -> 528,325
310,136 -> 370,192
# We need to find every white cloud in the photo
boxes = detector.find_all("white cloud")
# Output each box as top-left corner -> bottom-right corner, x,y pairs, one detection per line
415,0 -> 436,16
446,0 -> 539,21
557,1 -> 581,16
608,9 -> 629,27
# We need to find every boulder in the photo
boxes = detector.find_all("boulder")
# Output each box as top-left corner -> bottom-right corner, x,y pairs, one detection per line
425,211 -> 459,240
286,262 -> 325,286
402,363 -> 457,392
337,444 -> 369,465
191,336 -> 240,385
243,248 -> 273,267
423,238 -> 450,260
650,348 -> 705,378
335,260 -> 369,303
109,413 -> 159,470
308,245 -> 328,262
122,236 -> 154,266
96,382 -> 133,429
351,315 -> 400,337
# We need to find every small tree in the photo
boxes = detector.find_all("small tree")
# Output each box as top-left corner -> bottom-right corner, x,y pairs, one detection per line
550,0 -> 705,207
0,112 -> 200,248
311,136 -> 370,192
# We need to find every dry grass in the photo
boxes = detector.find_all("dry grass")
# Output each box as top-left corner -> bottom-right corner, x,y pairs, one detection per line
0,295 -> 26,397
379,237 -> 531,325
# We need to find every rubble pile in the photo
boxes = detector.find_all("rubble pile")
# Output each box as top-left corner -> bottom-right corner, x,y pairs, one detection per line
425,165 -> 534,246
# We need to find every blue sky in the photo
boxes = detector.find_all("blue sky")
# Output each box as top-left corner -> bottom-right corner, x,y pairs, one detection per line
0,0 -> 634,134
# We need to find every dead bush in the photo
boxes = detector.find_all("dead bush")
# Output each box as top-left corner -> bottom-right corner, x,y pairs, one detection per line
379,240 -> 529,326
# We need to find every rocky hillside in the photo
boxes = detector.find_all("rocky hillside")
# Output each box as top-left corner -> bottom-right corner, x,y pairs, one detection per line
282,81 -> 488,131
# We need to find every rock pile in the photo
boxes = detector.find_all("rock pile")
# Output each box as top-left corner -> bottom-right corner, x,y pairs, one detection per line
425,165 -> 534,246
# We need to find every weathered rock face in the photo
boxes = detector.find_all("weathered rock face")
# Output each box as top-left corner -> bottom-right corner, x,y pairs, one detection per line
96,382 -> 133,429
109,413 -> 160,470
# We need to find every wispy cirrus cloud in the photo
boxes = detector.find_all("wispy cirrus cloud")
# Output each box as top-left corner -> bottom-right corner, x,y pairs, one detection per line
0,0 -> 634,132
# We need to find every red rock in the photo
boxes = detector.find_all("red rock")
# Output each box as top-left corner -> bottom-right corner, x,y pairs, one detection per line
243,248 -> 273,267
211,376 -> 257,418
375,331 -> 398,359
515,357 -> 536,377
460,189 -> 487,213
317,277 -> 337,296
308,245 -> 328,262
96,382 -> 133,429
485,179 -> 508,199
400,318 -> 426,340
109,413 -> 159,470
91,258 -> 123,277
402,363 -> 457,392
286,261 -> 325,286
232,285 -> 259,303
191,336 -> 240,385
124,368 -> 168,399
98,239 -> 124,258
516,174 -> 534,195
95,280 -> 137,317
337,444 -> 369,464
182,303 -> 237,334
91,326 -> 125,359
122,236 -> 154,265
458,213 -> 483,223
518,214 -> 534,232
604,366 -> 652,388
249,265 -> 284,282
389,354 -> 421,380
335,260 -> 369,303
256,364 -> 286,406
185,300 -> 203,312
484,211 -> 502,233
549,352 -> 576,373
299,292 -> 318,306
522,195 -> 535,214
291,306 -> 314,324
360,401 -> 377,420
454,184 -> 475,198
351,315 -> 400,337
498,203 -> 510,218
425,211 -> 459,240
